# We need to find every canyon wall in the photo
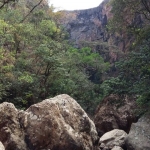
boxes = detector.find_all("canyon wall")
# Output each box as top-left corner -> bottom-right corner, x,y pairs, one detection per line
60,0 -> 132,63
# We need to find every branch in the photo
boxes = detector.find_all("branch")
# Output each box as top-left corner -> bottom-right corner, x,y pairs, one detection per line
0,0 -> 16,9
20,0 -> 43,23
0,0 -> 9,9
141,0 -> 150,14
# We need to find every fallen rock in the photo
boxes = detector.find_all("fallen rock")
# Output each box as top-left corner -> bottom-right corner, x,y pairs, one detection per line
94,94 -> 137,136
99,129 -> 127,149
0,102 -> 28,150
0,95 -> 99,150
125,115 -> 150,150
0,141 -> 5,150
19,94 -> 98,150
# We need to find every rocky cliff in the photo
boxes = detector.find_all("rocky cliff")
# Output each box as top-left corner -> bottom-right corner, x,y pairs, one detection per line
61,0 -> 110,46
60,0 -> 132,63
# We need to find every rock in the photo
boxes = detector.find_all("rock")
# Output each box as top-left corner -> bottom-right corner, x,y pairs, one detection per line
94,94 -> 137,136
125,115 -> 150,150
19,94 -> 98,150
100,143 -> 105,149
60,0 -> 110,48
0,141 -> 5,150
111,146 -> 123,150
0,95 -> 99,150
0,102 -> 28,150
99,129 -> 127,149
60,0 -> 133,65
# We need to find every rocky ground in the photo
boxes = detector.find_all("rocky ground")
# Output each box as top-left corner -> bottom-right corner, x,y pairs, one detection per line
0,94 -> 150,150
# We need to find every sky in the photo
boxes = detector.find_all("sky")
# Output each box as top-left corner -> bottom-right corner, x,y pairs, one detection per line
49,0 -> 104,11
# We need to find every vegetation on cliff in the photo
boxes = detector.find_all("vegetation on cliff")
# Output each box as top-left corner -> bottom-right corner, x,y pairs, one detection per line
103,0 -> 150,113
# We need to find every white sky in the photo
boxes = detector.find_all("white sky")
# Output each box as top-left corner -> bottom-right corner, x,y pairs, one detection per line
49,0 -> 104,11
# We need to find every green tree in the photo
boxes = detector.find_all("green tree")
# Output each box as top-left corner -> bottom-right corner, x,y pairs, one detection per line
109,0 -> 150,33
105,0 -> 150,112
0,0 -> 110,115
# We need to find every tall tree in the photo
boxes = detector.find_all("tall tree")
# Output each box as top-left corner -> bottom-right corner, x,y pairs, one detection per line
104,0 -> 150,112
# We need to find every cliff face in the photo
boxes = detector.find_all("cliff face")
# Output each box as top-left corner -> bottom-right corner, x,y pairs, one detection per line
60,0 -> 132,63
61,0 -> 110,45
65,2 -> 108,46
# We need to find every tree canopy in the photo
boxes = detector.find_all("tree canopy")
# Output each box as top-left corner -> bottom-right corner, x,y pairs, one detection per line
104,0 -> 150,113
0,0 -> 110,114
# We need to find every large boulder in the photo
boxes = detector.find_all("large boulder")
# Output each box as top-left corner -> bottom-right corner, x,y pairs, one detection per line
19,94 -> 98,150
99,129 -> 127,149
0,94 -> 98,150
94,94 -> 137,136
0,141 -> 5,150
0,102 -> 28,150
125,115 -> 150,150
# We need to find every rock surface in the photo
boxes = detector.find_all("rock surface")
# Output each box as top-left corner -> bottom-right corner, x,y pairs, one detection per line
94,94 -> 137,136
125,115 -> 150,150
111,146 -> 123,150
0,141 -> 5,150
99,129 -> 127,149
0,94 -> 98,150
0,102 -> 28,150
60,0 -> 132,64
61,0 -> 110,47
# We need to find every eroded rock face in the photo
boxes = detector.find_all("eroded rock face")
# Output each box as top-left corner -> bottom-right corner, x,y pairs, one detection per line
99,129 -> 127,149
61,0 -> 111,48
125,115 -> 150,150
0,94 -> 98,150
60,0 -> 132,64
94,94 -> 137,136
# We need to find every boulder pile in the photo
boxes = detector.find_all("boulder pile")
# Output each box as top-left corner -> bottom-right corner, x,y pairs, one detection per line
0,94 -> 149,150
0,94 -> 98,150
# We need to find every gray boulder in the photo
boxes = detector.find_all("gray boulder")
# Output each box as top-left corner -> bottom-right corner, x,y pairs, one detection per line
99,129 -> 127,149
125,115 -> 150,150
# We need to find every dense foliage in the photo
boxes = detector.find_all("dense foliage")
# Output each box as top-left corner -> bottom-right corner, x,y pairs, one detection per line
0,0 -> 109,114
103,0 -> 150,113
1,0 -> 149,114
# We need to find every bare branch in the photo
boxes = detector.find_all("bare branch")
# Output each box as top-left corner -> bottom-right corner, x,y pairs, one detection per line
0,0 -> 17,9
141,0 -> 150,14
0,0 -> 9,9
20,0 -> 43,23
